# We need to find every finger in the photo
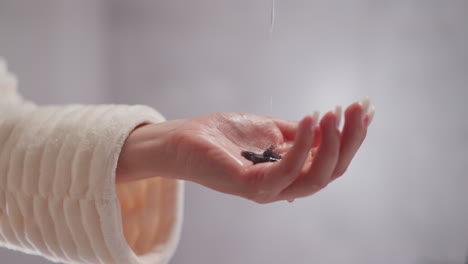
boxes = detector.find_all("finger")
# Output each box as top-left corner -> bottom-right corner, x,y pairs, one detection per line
270,118 -> 298,141
364,105 -> 375,127
332,98 -> 373,179
264,113 -> 319,189
312,125 -> 321,148
271,116 -> 321,146
280,111 -> 341,199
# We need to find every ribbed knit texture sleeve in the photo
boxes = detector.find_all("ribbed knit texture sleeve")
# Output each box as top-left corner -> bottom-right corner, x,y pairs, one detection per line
0,59 -> 184,264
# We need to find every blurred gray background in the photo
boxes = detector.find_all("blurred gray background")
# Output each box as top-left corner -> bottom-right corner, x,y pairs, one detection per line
1,0 -> 468,263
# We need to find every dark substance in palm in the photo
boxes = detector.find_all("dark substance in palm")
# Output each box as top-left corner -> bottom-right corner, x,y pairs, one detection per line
241,145 -> 282,164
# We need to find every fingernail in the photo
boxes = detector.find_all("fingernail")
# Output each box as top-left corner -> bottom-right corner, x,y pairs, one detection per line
288,199 -> 295,203
334,105 -> 342,130
367,105 -> 375,125
360,96 -> 371,121
310,111 -> 320,131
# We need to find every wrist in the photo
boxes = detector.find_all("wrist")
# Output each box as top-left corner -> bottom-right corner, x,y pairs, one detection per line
116,122 -> 168,182
116,120 -> 185,183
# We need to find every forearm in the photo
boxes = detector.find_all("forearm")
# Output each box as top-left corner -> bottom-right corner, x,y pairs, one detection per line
115,119 -> 190,256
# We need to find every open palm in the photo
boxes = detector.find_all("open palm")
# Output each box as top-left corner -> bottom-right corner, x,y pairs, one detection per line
161,99 -> 374,203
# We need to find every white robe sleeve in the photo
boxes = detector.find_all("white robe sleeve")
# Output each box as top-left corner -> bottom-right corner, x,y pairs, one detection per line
0,59 -> 184,264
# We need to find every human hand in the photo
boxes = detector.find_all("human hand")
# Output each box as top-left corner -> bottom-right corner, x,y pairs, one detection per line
117,98 -> 375,203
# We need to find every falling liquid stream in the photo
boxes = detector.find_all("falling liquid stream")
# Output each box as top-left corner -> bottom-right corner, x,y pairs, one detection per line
270,0 -> 276,33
